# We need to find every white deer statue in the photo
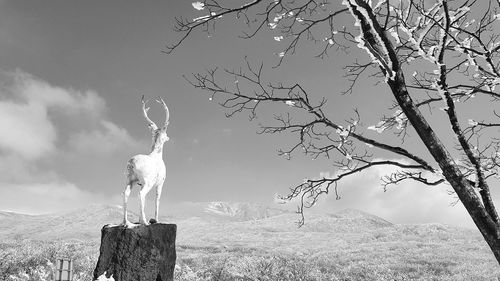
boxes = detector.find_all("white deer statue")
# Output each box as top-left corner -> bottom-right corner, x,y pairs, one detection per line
122,95 -> 170,227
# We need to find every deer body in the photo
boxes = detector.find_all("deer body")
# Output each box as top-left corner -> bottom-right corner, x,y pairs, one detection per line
122,96 -> 170,227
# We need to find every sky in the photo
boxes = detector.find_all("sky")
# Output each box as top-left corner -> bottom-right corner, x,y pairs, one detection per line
0,0 -> 496,228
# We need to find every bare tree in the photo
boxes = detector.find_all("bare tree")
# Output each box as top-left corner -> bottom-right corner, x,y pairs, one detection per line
167,0 -> 500,263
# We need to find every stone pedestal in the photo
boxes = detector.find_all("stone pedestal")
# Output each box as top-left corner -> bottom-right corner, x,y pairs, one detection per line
93,223 -> 176,281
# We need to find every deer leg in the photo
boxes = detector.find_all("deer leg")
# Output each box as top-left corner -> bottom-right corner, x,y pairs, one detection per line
155,184 -> 163,222
138,187 -> 149,225
122,184 -> 132,226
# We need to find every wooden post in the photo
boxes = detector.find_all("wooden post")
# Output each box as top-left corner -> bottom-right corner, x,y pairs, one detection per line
54,258 -> 73,281
93,223 -> 176,281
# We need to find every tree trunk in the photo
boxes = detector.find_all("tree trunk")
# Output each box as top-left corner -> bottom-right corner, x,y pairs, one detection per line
344,0 -> 500,265
387,71 -> 500,264
93,223 -> 176,281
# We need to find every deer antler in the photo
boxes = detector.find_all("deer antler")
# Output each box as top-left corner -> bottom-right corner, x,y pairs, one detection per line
141,95 -> 159,131
156,97 -> 170,128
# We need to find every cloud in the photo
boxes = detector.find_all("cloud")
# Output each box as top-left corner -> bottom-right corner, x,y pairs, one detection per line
0,100 -> 57,159
0,154 -> 59,184
0,69 -> 141,158
0,181 -> 112,214
0,70 -> 107,159
10,70 -> 106,115
285,160 -> 475,228
0,69 -> 140,214
68,120 -> 142,154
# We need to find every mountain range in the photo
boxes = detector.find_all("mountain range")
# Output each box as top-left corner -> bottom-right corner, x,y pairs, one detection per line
3,201 -> 498,279
0,202 -> 483,254
0,202 -> 394,242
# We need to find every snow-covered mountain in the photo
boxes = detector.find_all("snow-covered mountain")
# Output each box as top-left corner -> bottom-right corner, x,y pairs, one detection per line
0,202 -> 289,241
0,202 -> 475,253
203,201 -> 287,221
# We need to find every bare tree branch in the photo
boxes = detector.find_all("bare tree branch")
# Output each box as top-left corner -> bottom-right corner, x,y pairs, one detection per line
169,0 -> 500,263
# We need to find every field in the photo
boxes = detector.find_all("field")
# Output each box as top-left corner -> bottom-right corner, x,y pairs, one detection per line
1,203 -> 499,280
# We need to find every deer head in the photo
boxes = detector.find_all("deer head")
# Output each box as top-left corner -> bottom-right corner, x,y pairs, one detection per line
141,95 -> 170,144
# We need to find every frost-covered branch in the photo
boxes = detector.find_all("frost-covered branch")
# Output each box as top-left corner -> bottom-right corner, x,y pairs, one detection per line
280,159 -> 431,226
171,0 -> 500,263
167,0 -> 352,63
186,57 -> 434,170
382,170 -> 446,189
165,0 -> 265,54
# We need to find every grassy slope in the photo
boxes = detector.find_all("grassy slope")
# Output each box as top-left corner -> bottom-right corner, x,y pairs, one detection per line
1,204 -> 499,280
173,208 -> 498,280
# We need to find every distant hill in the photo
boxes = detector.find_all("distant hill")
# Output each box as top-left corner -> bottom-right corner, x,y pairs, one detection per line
0,202 -> 482,254
0,202 -> 388,241
203,201 -> 289,221
0,202 -> 288,241
0,204 -> 124,241
160,201 -> 289,222
2,203 -> 495,281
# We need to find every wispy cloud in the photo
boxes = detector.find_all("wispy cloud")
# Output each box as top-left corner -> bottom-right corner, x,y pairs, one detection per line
14,71 -> 106,116
0,181 -> 111,214
279,159 -> 474,228
0,99 -> 57,159
68,120 -> 142,154
0,70 -> 107,159
0,69 -> 139,214
315,161 -> 473,227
